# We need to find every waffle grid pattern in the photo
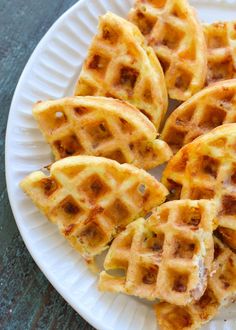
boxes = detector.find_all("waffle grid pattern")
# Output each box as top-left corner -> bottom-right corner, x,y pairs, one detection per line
162,124 -> 236,250
204,22 -> 236,85
20,156 -> 168,265
99,200 -> 214,306
75,12 -> 168,129
155,238 -> 236,330
33,97 -> 172,169
129,0 -> 207,100
161,79 -> 236,153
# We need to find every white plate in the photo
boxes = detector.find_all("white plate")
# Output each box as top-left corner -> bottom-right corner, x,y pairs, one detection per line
5,0 -> 236,329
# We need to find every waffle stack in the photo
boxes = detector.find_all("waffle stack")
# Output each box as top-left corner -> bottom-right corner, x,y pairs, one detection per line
20,1 -> 236,329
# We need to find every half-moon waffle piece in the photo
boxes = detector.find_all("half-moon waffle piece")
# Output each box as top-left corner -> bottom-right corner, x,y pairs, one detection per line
161,79 -> 236,153
33,97 -> 172,169
154,237 -> 236,330
74,12 -> 168,129
162,124 -> 236,250
99,200 -> 215,305
129,0 -> 207,101
20,156 -> 168,270
204,22 -> 236,86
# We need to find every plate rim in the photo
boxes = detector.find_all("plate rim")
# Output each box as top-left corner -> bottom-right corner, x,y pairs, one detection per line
4,1 -> 109,329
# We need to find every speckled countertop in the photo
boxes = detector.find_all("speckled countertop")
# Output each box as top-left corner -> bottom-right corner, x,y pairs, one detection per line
1,1 -> 94,329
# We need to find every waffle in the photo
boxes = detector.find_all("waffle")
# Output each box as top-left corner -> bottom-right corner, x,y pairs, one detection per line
162,124 -> 236,250
161,79 -> 236,153
154,238 -> 236,330
204,22 -> 236,86
74,12 -> 168,129
99,200 -> 216,305
20,156 -> 168,269
33,96 -> 172,169
129,0 -> 207,101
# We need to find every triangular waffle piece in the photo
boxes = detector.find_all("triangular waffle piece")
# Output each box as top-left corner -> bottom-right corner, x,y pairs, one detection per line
162,124 -> 236,250
204,22 -> 236,86
99,200 -> 215,305
147,200 -> 215,305
20,156 -> 168,269
33,96 -> 172,169
129,0 -> 207,101
74,12 -> 168,129
154,237 -> 236,330
161,79 -> 236,153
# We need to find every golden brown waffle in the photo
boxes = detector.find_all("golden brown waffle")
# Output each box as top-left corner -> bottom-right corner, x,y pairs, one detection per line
162,124 -> 236,250
129,0 -> 207,101
161,79 -> 236,153
154,238 -> 236,330
204,22 -> 236,86
74,12 -> 168,129
33,96 -> 172,169
99,200 -> 215,305
20,156 -> 168,269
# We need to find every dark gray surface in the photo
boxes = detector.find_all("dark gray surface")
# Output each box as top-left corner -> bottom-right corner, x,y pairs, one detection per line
0,1 -> 95,329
